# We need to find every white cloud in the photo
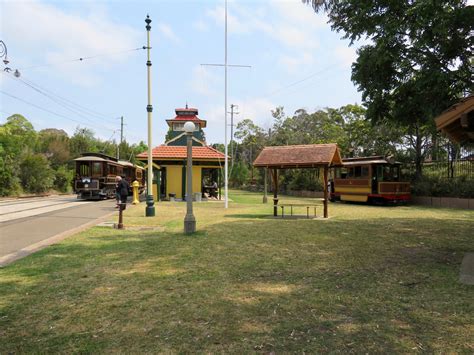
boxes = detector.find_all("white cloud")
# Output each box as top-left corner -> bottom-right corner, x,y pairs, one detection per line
193,19 -> 209,32
204,1 -> 321,73
334,46 -> 358,67
189,65 -> 220,97
156,23 -> 181,44
279,52 -> 315,73
1,0 -> 140,86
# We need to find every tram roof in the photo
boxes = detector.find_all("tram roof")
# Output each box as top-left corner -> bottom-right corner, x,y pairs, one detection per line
342,156 -> 400,166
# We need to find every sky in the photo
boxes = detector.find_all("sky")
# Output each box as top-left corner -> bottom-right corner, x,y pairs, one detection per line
1,0 -> 366,147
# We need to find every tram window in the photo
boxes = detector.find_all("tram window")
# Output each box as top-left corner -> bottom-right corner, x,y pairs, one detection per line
117,167 -> 123,177
109,165 -> 117,175
340,168 -> 348,179
392,166 -> 400,181
80,163 -> 90,176
361,166 -> 369,178
92,162 -> 102,176
136,170 -> 142,179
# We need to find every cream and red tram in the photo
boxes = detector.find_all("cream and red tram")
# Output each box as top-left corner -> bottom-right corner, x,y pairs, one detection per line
74,153 -> 145,200
330,156 -> 411,204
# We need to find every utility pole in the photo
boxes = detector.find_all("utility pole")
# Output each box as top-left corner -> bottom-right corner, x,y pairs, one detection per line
228,104 -> 239,170
117,116 -> 124,160
200,0 -> 251,208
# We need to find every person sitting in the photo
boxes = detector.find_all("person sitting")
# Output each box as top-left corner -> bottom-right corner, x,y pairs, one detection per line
210,181 -> 218,199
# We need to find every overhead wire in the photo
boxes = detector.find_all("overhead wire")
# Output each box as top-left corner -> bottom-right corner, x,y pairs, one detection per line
0,89 -> 115,132
19,76 -> 118,123
17,47 -> 145,71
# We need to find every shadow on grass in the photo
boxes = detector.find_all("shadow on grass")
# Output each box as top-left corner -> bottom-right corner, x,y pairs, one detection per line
224,213 -> 269,219
1,215 -> 473,353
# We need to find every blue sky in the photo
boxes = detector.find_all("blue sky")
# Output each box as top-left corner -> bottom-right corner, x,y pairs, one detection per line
1,0 -> 364,146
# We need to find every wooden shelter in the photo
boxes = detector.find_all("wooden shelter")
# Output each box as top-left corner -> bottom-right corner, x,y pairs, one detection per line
435,95 -> 474,144
253,144 -> 343,218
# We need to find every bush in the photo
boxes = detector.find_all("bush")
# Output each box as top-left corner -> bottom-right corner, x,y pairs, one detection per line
54,165 -> 74,193
412,176 -> 474,198
19,153 -> 55,193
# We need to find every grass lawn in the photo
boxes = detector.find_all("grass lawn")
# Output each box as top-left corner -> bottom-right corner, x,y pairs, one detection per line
1,190 -> 473,353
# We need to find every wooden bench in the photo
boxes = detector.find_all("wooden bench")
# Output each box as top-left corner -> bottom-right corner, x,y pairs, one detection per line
278,202 -> 323,218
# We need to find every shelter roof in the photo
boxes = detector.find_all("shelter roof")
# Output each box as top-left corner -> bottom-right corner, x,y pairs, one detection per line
137,145 -> 227,161
435,95 -> 474,144
253,144 -> 342,168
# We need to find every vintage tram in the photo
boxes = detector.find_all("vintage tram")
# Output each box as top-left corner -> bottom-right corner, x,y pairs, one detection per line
330,156 -> 411,204
74,152 -> 145,200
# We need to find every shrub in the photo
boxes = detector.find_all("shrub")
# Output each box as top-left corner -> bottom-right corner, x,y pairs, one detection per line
412,176 -> 474,198
54,165 -> 74,193
19,153 -> 55,193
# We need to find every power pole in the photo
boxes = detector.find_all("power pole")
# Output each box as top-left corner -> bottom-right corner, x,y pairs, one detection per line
117,116 -> 124,160
200,0 -> 251,208
120,116 -> 124,146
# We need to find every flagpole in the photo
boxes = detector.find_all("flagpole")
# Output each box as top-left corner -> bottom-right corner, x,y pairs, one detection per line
224,0 -> 228,208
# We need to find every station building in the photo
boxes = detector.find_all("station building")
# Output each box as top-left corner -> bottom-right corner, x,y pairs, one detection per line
137,106 -> 226,200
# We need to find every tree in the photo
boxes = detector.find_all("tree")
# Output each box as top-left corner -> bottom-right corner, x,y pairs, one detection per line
0,115 -> 37,195
38,128 -> 70,169
69,127 -> 98,157
304,0 -> 474,178
19,153 -> 55,193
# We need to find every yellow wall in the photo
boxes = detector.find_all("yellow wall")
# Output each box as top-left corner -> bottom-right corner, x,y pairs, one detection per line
166,165 -> 183,199
192,166 -> 202,195
164,165 -> 203,199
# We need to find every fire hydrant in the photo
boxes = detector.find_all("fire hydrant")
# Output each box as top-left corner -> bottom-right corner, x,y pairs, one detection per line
132,180 -> 140,205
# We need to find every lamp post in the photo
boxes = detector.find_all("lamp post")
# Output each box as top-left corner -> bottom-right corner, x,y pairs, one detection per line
145,15 -> 155,217
183,121 -> 196,234
1,40 -> 20,77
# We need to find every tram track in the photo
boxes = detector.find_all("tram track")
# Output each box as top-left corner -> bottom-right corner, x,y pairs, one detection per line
0,195 -> 76,207
0,197 -> 98,223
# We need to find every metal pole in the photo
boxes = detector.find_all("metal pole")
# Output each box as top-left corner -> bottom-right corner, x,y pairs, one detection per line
184,131 -> 196,233
224,0 -> 228,209
145,15 -> 155,217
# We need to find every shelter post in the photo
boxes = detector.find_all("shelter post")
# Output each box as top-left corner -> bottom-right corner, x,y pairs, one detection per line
323,166 -> 328,218
263,168 -> 268,203
272,168 -> 278,216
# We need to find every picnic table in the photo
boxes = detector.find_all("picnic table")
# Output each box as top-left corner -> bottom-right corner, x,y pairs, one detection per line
278,199 -> 325,219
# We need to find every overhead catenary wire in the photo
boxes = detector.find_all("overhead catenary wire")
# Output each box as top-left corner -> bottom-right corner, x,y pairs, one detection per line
2,72 -> 119,124
19,76 -> 118,123
6,76 -> 117,131
17,47 -> 145,71
0,89 -> 115,133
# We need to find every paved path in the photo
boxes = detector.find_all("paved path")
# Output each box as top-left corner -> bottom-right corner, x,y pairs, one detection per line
0,196 -> 117,266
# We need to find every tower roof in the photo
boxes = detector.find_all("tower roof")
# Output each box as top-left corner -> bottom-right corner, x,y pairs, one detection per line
166,106 -> 207,128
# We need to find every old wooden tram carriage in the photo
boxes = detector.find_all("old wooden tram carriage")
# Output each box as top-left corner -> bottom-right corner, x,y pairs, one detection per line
74,153 -> 145,200
330,156 -> 411,204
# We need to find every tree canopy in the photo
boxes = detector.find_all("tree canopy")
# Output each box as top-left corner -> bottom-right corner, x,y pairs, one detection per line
303,0 -> 474,177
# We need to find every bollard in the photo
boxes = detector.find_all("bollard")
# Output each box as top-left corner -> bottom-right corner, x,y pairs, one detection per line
132,180 -> 140,205
117,203 -> 125,229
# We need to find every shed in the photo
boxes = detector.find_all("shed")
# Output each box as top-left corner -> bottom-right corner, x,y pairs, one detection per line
435,95 -> 474,144
253,144 -> 342,218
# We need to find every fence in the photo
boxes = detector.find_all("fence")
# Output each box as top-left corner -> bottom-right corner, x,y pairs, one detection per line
405,144 -> 473,180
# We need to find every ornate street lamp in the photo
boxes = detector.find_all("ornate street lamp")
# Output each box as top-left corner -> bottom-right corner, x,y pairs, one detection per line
183,121 -> 196,234
144,15 -> 155,217
1,40 -> 20,77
